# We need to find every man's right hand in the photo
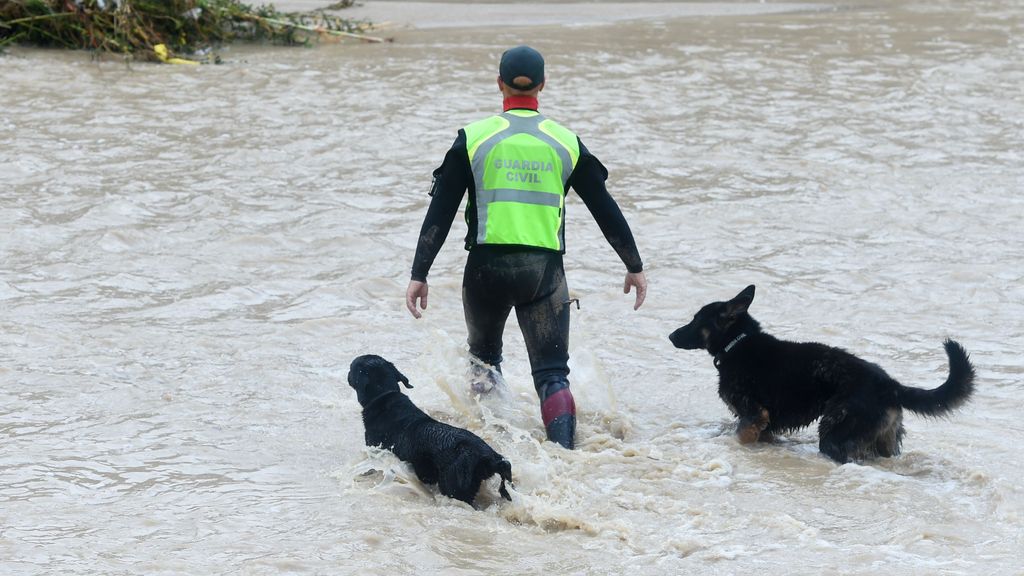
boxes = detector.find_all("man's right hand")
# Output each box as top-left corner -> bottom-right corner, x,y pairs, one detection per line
406,280 -> 429,319
624,271 -> 647,310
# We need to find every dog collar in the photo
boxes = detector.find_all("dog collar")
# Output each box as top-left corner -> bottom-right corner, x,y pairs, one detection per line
724,332 -> 747,353
714,333 -> 747,368
362,390 -> 401,410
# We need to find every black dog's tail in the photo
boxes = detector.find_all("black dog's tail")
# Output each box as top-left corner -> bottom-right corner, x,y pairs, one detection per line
494,458 -> 513,501
897,339 -> 976,417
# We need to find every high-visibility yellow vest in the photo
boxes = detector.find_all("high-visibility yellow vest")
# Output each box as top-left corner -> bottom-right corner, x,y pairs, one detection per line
463,110 -> 580,251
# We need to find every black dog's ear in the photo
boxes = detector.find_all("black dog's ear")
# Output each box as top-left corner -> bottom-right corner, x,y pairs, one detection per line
394,367 -> 413,389
725,285 -> 755,317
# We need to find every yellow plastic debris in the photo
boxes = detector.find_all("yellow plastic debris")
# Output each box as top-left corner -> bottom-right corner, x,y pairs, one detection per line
153,44 -> 199,65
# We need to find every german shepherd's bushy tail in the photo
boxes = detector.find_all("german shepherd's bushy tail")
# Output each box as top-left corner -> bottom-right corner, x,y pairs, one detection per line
897,339 -> 976,417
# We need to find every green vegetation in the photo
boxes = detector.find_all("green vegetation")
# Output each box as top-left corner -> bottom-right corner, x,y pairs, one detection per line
0,0 -> 377,59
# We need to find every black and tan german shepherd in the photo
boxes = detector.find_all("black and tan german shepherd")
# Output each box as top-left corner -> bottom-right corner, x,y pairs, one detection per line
669,285 -> 976,463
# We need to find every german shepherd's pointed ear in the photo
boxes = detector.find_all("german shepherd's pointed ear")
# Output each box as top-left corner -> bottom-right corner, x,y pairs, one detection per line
725,285 -> 755,317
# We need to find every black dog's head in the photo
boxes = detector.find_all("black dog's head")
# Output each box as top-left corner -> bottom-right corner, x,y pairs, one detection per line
669,285 -> 756,354
348,354 -> 412,407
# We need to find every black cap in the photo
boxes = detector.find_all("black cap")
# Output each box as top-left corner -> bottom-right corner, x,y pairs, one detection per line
499,45 -> 545,91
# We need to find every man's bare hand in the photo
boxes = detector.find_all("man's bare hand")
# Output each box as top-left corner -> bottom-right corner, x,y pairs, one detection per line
624,271 -> 647,310
406,280 -> 429,319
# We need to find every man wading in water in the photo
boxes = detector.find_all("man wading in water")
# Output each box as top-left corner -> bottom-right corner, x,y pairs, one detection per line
405,45 -> 647,449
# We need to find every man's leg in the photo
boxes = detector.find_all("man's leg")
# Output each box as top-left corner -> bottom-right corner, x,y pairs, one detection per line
468,352 -> 505,393
463,252 -> 512,390
515,259 -> 575,449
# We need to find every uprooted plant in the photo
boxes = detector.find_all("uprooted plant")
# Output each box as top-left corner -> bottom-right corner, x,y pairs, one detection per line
0,0 -> 380,58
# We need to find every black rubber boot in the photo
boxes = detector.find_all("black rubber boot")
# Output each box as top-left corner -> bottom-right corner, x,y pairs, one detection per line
469,360 -> 504,394
536,375 -> 576,449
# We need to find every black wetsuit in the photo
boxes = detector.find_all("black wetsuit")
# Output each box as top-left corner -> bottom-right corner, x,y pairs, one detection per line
409,107 -> 643,447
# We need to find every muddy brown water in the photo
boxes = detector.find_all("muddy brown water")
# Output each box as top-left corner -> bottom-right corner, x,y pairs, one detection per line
2,0 -> 1022,573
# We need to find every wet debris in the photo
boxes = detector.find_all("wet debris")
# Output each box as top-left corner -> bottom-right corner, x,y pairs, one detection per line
0,0 -> 387,61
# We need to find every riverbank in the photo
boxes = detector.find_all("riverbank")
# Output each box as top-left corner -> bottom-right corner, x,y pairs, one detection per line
0,0 -> 375,56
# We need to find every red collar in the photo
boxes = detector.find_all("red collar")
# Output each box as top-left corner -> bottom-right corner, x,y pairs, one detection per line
503,96 -> 539,112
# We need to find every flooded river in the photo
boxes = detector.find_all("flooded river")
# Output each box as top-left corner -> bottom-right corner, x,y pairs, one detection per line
2,0 -> 1022,573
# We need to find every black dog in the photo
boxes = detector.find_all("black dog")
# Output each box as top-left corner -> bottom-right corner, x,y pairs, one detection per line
669,285 -> 976,463
347,354 -> 512,506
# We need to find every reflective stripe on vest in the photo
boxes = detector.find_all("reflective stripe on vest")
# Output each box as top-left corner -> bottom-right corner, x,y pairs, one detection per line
464,110 -> 580,250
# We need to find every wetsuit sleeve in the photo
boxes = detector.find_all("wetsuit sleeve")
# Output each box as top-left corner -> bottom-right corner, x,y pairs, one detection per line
569,139 -> 644,273
410,131 -> 471,282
